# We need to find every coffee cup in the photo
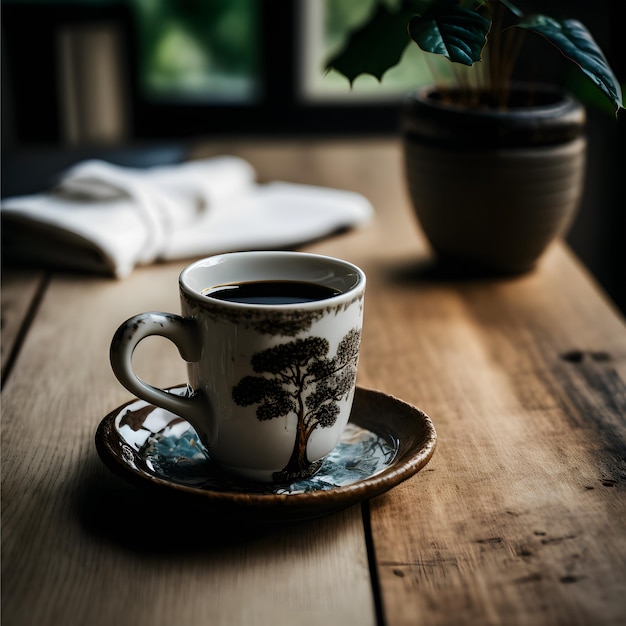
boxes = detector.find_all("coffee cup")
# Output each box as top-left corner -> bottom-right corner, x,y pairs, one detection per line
110,251 -> 366,483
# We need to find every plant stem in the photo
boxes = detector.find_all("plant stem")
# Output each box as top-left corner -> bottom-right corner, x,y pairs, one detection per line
425,54 -> 451,104
501,26 -> 526,102
491,3 -> 506,105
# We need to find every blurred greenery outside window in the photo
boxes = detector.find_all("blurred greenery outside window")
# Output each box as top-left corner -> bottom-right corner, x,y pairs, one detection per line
133,0 -> 440,104
4,0 -> 441,104
129,0 -> 261,104
302,0 -> 448,102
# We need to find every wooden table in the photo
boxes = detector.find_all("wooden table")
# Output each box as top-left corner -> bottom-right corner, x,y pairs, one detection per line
2,139 -> 625,626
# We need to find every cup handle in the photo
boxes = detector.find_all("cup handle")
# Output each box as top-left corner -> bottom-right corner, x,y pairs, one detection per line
110,312 -> 215,446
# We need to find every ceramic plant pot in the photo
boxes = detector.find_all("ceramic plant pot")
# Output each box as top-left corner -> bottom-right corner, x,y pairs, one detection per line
402,84 -> 587,274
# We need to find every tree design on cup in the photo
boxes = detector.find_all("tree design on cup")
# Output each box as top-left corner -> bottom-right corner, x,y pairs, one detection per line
232,328 -> 361,483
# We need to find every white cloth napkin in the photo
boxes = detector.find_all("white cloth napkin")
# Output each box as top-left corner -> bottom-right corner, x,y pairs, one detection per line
1,156 -> 373,278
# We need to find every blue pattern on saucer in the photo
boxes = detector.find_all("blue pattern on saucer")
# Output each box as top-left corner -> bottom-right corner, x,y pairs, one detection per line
131,416 -> 396,494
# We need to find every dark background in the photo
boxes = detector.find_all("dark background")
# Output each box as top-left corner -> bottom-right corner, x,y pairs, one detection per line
2,0 -> 624,313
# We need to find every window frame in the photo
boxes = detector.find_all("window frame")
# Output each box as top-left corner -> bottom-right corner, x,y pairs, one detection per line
129,0 -> 403,139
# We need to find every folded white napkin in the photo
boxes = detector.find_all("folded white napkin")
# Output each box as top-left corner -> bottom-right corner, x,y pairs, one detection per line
1,156 -> 373,278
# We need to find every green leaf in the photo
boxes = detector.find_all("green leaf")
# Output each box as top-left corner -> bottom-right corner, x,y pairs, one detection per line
516,16 -> 624,113
325,2 -> 415,84
408,5 -> 490,66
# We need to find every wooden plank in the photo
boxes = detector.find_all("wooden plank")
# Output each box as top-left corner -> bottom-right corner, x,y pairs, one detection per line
1,268 -> 47,381
1,264 -> 376,626
356,242 -> 626,625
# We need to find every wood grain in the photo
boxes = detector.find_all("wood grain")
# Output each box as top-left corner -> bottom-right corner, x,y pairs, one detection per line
1,266 -> 375,626
1,268 -> 47,381
354,245 -> 626,626
2,139 -> 625,626
297,141 -> 626,625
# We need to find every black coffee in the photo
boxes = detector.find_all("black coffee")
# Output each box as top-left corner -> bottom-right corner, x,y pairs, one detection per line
205,280 -> 341,305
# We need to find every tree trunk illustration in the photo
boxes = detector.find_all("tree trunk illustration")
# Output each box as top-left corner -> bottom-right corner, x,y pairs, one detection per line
231,329 -> 361,483
279,417 -> 313,482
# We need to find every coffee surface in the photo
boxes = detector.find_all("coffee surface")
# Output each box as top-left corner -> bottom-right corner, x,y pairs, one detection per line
204,280 -> 341,305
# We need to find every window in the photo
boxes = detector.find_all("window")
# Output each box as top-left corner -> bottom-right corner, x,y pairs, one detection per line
6,0 -> 616,143
130,0 -> 261,105
300,0 -> 437,103
3,0 -> 419,144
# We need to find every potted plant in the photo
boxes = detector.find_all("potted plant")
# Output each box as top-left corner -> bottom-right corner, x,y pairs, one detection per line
326,0 -> 623,273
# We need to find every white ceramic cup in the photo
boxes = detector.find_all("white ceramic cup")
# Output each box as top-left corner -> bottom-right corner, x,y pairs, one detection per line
110,251 -> 366,483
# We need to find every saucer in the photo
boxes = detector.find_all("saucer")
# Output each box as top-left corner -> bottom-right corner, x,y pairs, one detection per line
95,385 -> 437,521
